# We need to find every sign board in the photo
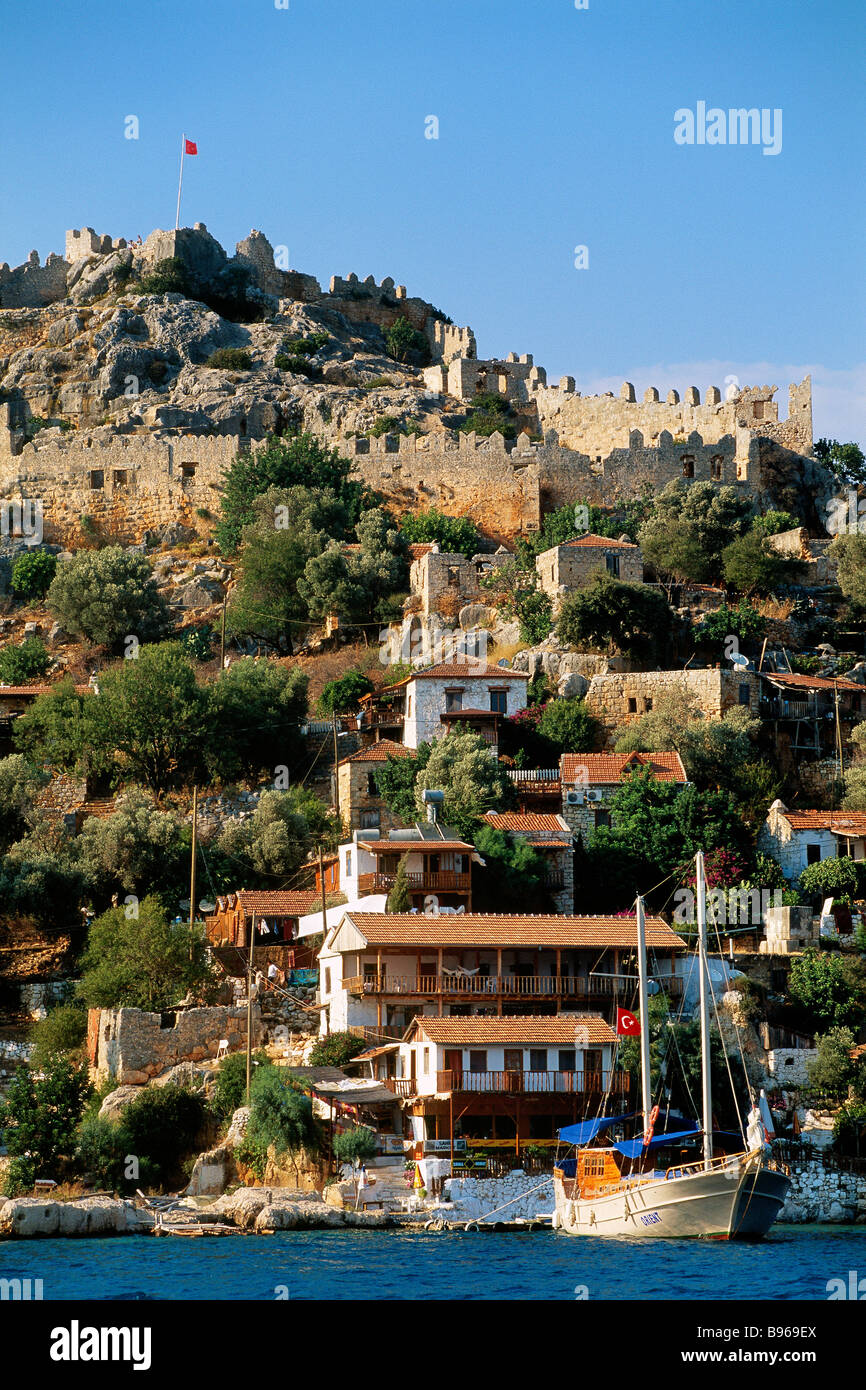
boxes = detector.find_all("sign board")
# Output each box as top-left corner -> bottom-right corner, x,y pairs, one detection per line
424,1138 -> 467,1153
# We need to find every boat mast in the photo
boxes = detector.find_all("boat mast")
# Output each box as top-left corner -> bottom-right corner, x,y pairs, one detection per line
695,851 -> 713,1169
635,895 -> 652,1126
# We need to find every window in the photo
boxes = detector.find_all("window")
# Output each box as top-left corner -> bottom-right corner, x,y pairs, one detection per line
445,689 -> 463,712
627,697 -> 637,713
806,843 -> 821,865
594,809 -> 610,829
360,810 -> 380,829
366,773 -> 378,797
529,1048 -> 547,1072
711,456 -> 723,481
448,566 -> 460,587
423,1048 -> 430,1075
181,462 -> 197,479
739,683 -> 751,705
489,689 -> 507,713
113,469 -> 128,489
345,851 -> 352,875
89,469 -> 104,490
469,1050 -> 487,1073
558,1049 -> 576,1072
324,968 -> 331,994
605,554 -> 620,577
644,698 -> 653,712
681,456 -> 695,478
753,401 -> 765,420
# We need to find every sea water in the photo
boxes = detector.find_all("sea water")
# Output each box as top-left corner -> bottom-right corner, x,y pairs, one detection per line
1,1226 -> 865,1301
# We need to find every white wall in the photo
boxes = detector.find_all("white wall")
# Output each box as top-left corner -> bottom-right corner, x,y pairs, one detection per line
403,675 -> 528,748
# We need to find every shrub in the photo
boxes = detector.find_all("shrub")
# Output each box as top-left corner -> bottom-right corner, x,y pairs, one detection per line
308,1032 -> 367,1067
10,551 -> 57,600
247,1067 -> 320,1163
0,1056 -> 92,1189
808,1027 -> 858,1098
400,508 -> 480,558
832,1101 -> 866,1156
30,1004 -> 88,1069
318,670 -> 374,715
75,1115 -> 127,1189
0,637 -> 50,684
281,332 -> 329,357
535,697 -> 600,754
46,546 -> 170,649
384,317 -> 430,365
274,353 -> 314,376
206,347 -> 253,371
211,1050 -> 271,1121
135,257 -> 189,295
178,623 -> 214,662
459,391 -> 516,440
118,1085 -> 206,1188
798,856 -> 859,902
333,1126 -> 378,1168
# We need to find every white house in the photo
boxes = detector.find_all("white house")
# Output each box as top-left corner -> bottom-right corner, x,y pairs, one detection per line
758,800 -> 866,881
400,659 -> 530,750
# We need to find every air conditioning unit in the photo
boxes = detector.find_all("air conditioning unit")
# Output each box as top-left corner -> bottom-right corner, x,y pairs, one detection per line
586,789 -> 604,803
565,790 -> 585,805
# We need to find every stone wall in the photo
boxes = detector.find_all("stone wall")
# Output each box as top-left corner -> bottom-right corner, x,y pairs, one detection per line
0,251 -> 69,310
779,1155 -> 866,1224
90,1005 -> 261,1085
584,668 -> 760,743
536,538 -> 644,604
442,1170 -> 554,1222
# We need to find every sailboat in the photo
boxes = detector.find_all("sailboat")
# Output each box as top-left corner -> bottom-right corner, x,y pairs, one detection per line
553,851 -> 791,1240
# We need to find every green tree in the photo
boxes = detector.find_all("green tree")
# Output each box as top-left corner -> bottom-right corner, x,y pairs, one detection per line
246,1066 -> 321,1164
76,896 -> 217,1012
211,1050 -> 272,1123
217,787 -> 339,886
83,642 -> 209,793
0,848 -> 86,925
534,697 -> 600,754
639,481 -> 753,583
400,508 -> 480,558
46,546 -> 170,649
721,529 -> 804,595
29,1004 -> 88,1070
414,728 -> 513,839
459,391 -> 516,440
207,658 -> 308,783
696,602 -> 767,647
788,949 -> 866,1030
384,316 -> 430,365
557,573 -> 676,659
9,550 -> 57,599
308,1032 -> 367,1067
216,433 -> 362,553
332,1125 -> 378,1168
798,856 -> 859,903
12,678 -> 98,778
829,533 -> 866,611
0,754 -> 49,852
808,1027 -> 858,1098
318,670 -> 375,715
0,636 -> 50,684
814,438 -> 866,487
373,744 -> 426,823
386,854 -> 412,911
118,1084 -> 206,1189
471,825 -> 552,912
74,790 -> 188,909
0,1055 -> 92,1191
832,1101 -> 866,1156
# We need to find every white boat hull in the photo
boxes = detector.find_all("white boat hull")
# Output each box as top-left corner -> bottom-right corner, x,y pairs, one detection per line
554,1150 -> 790,1240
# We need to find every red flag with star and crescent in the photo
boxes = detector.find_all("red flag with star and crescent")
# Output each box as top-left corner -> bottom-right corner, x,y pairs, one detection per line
184,138 -> 198,155
616,1007 -> 641,1037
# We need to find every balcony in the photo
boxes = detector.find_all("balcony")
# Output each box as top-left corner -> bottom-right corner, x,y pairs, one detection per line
358,709 -> 405,731
356,870 -> 472,895
384,1070 -> 630,1098
343,973 -> 683,1000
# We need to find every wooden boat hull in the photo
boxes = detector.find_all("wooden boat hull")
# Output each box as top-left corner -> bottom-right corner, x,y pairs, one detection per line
554,1150 -> 790,1241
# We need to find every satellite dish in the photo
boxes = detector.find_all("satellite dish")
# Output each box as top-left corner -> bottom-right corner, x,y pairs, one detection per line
730,653 -> 750,669
199,900 -> 216,914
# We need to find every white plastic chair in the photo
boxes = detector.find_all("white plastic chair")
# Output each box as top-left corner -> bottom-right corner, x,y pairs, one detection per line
216,1038 -> 229,1059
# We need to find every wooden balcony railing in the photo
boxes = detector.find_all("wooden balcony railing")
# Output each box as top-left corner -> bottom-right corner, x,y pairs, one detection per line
359,709 -> 404,729
343,973 -> 683,999
383,1071 -> 629,1097
356,871 -> 472,894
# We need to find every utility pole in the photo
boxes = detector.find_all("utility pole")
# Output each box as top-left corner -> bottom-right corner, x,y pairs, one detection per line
332,710 -> 340,824
318,842 -> 330,1012
246,911 -> 256,1103
834,680 -> 844,793
188,786 -> 198,959
219,593 -> 227,670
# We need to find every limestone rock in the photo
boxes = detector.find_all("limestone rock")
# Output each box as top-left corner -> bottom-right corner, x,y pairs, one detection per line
176,579 -> 223,610
458,603 -> 497,631
558,672 -> 588,699
98,1084 -> 143,1120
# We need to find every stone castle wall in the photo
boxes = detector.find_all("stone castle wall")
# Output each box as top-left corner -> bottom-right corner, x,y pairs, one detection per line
90,1004 -> 262,1085
584,668 -> 761,744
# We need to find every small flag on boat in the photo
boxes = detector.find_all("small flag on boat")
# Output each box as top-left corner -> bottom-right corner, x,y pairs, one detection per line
616,1007 -> 640,1036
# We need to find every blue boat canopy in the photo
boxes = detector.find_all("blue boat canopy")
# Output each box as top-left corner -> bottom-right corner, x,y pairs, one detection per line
558,1114 -> 636,1145
613,1126 -> 701,1159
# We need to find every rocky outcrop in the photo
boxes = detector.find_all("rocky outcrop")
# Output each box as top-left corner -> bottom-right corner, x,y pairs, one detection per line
206,1185 -> 391,1230
778,1158 -> 866,1224
0,1195 -> 146,1239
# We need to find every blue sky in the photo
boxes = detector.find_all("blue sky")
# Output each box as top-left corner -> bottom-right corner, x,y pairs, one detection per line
1,0 -> 863,441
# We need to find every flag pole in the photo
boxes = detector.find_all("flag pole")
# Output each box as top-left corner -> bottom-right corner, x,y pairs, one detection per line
175,134 -> 185,231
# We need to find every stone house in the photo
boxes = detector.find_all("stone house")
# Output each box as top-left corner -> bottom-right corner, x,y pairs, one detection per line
559,751 -> 689,839
392,1014 -> 622,1147
336,738 -> 415,835
408,543 -> 512,620
317,910 -> 685,1037
87,1004 -> 261,1085
584,668 -> 760,744
535,533 -> 644,609
480,810 -> 575,913
401,659 -> 530,749
758,802 -> 866,882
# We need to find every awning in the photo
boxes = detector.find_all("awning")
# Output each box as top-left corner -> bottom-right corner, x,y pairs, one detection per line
613,1127 -> 701,1159
558,1113 -> 636,1145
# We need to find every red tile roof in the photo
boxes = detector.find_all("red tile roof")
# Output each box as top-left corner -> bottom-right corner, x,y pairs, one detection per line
0,683 -> 91,696
408,543 -> 435,560
407,662 -> 529,682
560,533 -> 638,550
339,739 -> 414,765
227,891 -> 320,917
762,671 -> 864,694
340,912 -> 683,949
410,1015 -> 616,1046
560,752 -> 688,784
781,810 -> 866,834
358,839 -> 474,854
482,812 -> 569,833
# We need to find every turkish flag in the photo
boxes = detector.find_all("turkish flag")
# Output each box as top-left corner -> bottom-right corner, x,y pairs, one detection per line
184,138 -> 198,155
616,1007 -> 641,1037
